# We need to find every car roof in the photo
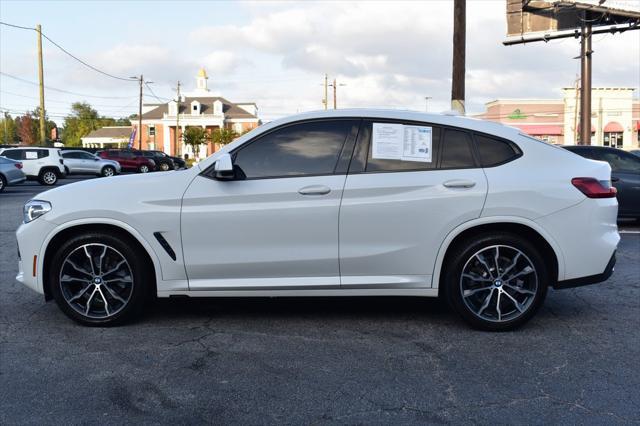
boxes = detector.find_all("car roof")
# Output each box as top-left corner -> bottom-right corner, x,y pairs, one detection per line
265,109 -> 523,140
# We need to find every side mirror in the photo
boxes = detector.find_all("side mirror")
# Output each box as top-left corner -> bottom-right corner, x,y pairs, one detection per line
214,153 -> 235,180
94,157 -> 100,161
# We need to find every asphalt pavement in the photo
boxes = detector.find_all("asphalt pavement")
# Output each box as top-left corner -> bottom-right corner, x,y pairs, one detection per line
1,178 -> 639,425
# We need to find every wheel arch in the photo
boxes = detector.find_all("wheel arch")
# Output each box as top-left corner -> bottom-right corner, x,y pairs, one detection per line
41,221 -> 159,301
433,217 -> 564,291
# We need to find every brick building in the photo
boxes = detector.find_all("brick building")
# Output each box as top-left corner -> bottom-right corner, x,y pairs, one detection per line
134,68 -> 260,158
475,88 -> 639,149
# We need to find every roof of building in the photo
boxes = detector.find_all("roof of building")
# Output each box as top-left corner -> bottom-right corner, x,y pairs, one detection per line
83,126 -> 132,139
140,97 -> 258,120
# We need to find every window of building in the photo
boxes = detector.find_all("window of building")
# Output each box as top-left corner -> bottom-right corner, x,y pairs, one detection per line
148,125 -> 155,137
604,132 -> 623,148
232,120 -> 356,179
474,134 -> 521,167
234,122 -> 243,134
441,129 -> 475,169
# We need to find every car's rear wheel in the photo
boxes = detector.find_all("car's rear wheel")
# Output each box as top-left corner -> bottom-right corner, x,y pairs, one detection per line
49,232 -> 151,326
101,166 -> 115,177
159,162 -> 170,171
138,165 -> 149,173
39,169 -> 58,186
444,232 -> 549,331
0,175 -> 6,192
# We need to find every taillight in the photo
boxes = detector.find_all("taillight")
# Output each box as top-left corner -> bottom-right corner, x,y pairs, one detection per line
571,177 -> 617,199
15,162 -> 23,169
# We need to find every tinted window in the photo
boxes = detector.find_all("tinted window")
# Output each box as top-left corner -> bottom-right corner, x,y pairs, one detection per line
365,124 -> 441,172
594,149 -> 640,173
475,134 -> 520,167
62,152 -> 80,159
233,120 -> 355,179
121,151 -> 134,158
80,152 -> 96,159
441,130 -> 475,168
2,150 -> 21,160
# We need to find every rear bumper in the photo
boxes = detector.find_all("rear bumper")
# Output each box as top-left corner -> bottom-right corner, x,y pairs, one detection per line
554,252 -> 616,289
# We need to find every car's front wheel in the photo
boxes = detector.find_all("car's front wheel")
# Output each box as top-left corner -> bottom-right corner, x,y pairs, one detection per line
0,175 -> 6,192
138,165 -> 149,173
38,169 -> 58,186
159,162 -> 170,171
444,232 -> 549,331
49,232 -> 151,326
101,166 -> 115,177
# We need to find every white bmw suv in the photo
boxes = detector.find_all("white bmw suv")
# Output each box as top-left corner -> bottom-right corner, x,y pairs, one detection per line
15,110 -> 619,330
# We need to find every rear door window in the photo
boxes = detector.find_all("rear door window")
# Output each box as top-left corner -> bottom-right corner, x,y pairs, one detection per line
1,150 -> 22,160
364,123 -> 441,172
440,129 -> 476,169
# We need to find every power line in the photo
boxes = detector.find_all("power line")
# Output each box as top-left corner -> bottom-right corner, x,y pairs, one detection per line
0,72 -> 137,99
144,82 -> 170,102
0,89 -> 138,107
1,21 -> 138,83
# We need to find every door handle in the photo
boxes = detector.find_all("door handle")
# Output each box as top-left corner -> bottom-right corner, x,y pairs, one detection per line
298,185 -> 331,196
443,179 -> 476,189
611,177 -> 620,182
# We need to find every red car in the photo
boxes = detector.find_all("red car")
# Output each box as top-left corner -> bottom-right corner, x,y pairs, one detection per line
98,150 -> 156,173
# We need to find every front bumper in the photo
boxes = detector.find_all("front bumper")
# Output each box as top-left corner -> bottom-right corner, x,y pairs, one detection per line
554,252 -> 616,289
15,217 -> 58,295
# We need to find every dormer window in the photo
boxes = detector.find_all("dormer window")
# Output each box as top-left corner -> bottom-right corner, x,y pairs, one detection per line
213,100 -> 223,116
191,100 -> 201,116
168,100 -> 178,116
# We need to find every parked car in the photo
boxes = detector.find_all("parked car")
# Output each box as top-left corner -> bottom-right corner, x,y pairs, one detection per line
97,149 -> 155,173
563,145 -> 640,221
61,150 -> 121,177
130,150 -> 175,171
149,150 -> 186,169
0,156 -> 26,191
630,149 -> 640,157
0,147 -> 65,185
15,110 -> 619,330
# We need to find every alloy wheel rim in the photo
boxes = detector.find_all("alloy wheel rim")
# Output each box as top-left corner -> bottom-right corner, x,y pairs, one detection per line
59,243 -> 134,319
459,245 -> 538,323
140,166 -> 148,173
104,167 -> 114,176
161,163 -> 169,171
44,172 -> 56,184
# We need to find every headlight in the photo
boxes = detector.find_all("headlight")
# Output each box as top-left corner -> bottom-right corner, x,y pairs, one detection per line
23,200 -> 52,223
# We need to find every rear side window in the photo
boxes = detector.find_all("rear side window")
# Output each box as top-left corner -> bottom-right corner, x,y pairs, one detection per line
595,150 -> 640,173
474,134 -> 521,167
1,150 -> 21,160
233,119 -> 356,179
62,152 -> 79,159
441,129 -> 475,169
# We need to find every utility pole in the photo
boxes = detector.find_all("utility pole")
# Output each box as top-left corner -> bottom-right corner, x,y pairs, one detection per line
137,74 -> 143,150
175,81 -> 181,156
36,24 -> 46,145
424,96 -> 432,112
329,79 -> 346,109
323,74 -> 328,110
579,14 -> 593,145
451,0 -> 466,115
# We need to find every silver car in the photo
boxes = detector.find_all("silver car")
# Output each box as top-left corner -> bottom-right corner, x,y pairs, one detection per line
0,156 -> 27,191
61,150 -> 121,177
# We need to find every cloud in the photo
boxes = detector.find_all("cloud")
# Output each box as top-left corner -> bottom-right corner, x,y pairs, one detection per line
202,50 -> 251,75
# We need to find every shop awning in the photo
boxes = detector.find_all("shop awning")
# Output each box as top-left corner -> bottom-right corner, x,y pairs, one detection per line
514,124 -> 563,136
604,121 -> 624,132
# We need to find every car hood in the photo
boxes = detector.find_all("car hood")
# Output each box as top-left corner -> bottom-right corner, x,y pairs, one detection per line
32,167 -> 201,226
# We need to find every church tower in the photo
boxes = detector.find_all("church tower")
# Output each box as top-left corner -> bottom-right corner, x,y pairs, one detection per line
196,67 -> 209,92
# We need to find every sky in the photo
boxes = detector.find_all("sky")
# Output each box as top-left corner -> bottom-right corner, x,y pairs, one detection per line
1,0 -> 639,125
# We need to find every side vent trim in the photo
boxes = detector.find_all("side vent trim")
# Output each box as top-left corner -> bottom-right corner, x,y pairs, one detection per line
153,232 -> 177,261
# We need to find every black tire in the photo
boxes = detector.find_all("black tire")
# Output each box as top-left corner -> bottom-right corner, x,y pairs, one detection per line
64,166 -> 70,175
0,174 -> 6,192
443,232 -> 549,331
138,164 -> 149,173
38,169 -> 58,186
101,165 -> 116,177
48,232 -> 152,326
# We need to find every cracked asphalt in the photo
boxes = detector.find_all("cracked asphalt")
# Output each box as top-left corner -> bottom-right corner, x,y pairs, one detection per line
1,179 -> 639,425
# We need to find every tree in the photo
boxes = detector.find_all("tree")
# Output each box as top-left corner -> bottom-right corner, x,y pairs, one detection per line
0,112 -> 17,144
210,127 -> 239,146
62,102 -> 103,147
183,127 -> 208,158
16,114 -> 37,146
